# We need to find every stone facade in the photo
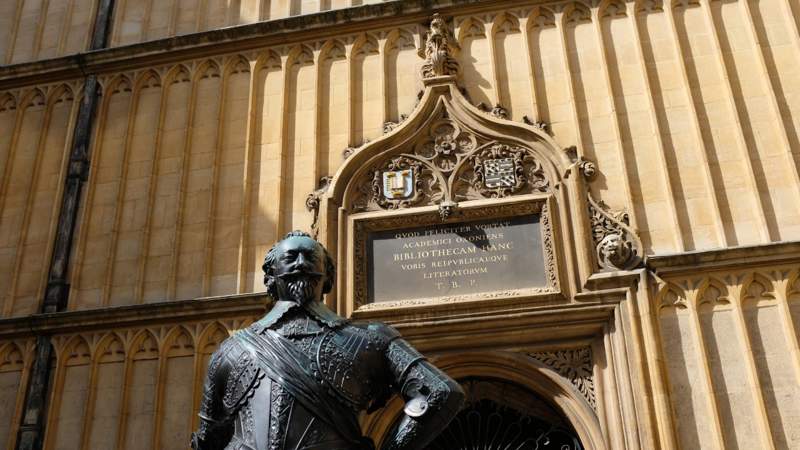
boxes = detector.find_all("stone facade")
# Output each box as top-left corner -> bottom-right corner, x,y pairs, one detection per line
0,0 -> 799,448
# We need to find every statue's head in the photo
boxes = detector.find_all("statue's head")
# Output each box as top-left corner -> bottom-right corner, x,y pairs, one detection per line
262,231 -> 336,304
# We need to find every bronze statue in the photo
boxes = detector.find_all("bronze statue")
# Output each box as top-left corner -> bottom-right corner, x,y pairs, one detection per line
191,231 -> 464,450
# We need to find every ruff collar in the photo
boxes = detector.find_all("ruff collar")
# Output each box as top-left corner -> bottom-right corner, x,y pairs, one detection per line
254,299 -> 347,332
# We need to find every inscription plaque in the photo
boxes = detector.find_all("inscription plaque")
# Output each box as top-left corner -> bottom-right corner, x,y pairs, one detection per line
366,214 -> 546,303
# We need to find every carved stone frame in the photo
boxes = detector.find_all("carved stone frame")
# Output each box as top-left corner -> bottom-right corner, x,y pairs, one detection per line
347,194 -> 562,314
317,77 -> 592,319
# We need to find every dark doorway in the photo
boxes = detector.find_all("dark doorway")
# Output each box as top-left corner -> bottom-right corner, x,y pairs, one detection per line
423,378 -> 584,450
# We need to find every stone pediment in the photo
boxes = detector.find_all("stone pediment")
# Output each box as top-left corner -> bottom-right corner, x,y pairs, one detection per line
333,82 -> 571,219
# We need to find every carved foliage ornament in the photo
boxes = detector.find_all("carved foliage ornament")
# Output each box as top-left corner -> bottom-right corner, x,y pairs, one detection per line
562,148 -> 641,272
529,347 -> 595,409
419,13 -> 460,79
350,118 -> 550,213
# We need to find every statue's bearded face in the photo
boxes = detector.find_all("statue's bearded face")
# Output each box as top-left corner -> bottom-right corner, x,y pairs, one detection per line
270,236 -> 328,305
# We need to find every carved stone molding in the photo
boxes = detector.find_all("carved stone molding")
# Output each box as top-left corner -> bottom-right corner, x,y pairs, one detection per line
561,147 -> 641,272
528,347 -> 595,409
587,194 -> 642,272
349,116 -> 551,213
655,264 -> 800,312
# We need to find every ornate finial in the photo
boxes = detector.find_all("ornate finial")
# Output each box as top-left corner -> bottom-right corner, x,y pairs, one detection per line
420,13 -> 460,79
305,176 -> 333,238
587,194 -> 642,271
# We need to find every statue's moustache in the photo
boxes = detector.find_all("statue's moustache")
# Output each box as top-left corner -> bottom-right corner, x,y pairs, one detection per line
276,270 -> 323,279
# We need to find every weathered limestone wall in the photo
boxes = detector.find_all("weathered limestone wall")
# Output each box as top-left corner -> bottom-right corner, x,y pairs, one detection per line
0,339 -> 34,449
37,319 -> 243,450
0,84 -> 78,317
0,0 -> 394,64
654,262 -> 800,449
0,0 -> 98,65
110,0 -> 389,46
0,0 -> 799,449
4,0 -> 799,317
0,0 -> 798,315
0,305 -> 261,450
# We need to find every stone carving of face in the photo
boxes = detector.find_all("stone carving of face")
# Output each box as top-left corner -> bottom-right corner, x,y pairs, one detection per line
599,234 -> 622,258
598,233 -> 631,269
268,235 -> 328,305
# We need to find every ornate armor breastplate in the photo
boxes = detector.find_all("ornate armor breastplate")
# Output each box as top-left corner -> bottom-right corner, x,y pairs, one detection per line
314,326 -> 390,409
272,308 -> 392,411
193,302 -> 462,450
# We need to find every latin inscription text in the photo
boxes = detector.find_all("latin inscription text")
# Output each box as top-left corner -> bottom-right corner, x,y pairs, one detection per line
366,215 -> 546,302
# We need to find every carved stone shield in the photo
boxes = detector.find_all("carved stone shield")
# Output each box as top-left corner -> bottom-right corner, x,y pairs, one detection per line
382,169 -> 414,199
483,158 -> 516,188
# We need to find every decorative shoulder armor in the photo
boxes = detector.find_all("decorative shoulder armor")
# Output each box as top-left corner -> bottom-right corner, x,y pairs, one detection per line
368,322 -> 402,341
207,337 -> 265,417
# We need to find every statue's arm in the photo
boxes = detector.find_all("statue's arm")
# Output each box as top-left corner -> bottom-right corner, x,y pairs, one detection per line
191,349 -> 235,450
380,330 -> 465,450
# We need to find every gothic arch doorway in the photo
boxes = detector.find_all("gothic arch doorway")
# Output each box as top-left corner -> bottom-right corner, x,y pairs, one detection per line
424,378 -> 584,450
366,351 -> 604,450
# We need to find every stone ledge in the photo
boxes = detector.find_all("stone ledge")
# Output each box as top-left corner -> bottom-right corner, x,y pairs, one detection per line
0,0 -> 510,89
647,240 -> 800,276
0,293 -> 269,338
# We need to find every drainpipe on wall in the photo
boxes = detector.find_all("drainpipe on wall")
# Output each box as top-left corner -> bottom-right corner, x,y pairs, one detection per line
14,1 -> 115,448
